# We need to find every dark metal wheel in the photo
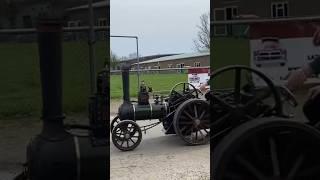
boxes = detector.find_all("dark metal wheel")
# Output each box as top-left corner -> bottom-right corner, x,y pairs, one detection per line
110,115 -> 120,133
112,120 -> 142,151
174,99 -> 210,145
213,119 -> 320,180
170,82 -> 199,98
169,82 -> 199,102
208,65 -> 283,143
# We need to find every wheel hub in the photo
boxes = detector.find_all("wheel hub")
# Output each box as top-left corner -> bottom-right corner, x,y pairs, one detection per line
124,133 -> 130,139
194,119 -> 201,127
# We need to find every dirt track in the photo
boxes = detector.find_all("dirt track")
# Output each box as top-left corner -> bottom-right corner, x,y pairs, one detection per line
110,119 -> 210,180
0,90 -> 311,180
109,90 -> 310,180
0,114 -> 89,179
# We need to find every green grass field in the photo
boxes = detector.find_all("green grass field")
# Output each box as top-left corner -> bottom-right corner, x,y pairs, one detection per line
0,41 -> 107,118
110,73 -> 187,99
111,37 -> 251,99
210,37 -> 250,88
0,37 -> 250,118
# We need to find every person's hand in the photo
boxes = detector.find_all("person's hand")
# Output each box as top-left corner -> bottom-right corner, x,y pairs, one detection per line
286,69 -> 307,91
313,27 -> 320,46
308,85 -> 320,100
199,83 -> 208,92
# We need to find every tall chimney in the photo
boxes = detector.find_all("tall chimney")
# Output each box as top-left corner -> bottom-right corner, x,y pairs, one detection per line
121,64 -> 131,102
37,18 -> 67,138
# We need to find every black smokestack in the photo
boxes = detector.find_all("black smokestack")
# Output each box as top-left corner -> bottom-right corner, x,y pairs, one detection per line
37,18 -> 67,137
121,64 -> 130,102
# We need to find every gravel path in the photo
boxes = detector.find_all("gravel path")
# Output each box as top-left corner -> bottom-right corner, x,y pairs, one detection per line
0,91 -> 311,180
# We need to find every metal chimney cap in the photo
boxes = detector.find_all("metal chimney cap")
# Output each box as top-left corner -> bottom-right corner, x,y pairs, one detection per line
121,63 -> 131,71
36,17 -> 64,32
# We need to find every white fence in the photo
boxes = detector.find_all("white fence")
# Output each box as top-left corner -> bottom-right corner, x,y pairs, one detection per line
110,66 -> 211,75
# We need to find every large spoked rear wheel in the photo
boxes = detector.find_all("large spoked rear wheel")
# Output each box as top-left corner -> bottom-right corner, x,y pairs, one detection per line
174,99 -> 210,145
112,120 -> 142,151
213,119 -> 320,180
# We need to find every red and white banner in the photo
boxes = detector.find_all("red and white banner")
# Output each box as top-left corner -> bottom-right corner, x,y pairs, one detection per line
249,21 -> 320,86
188,68 -> 210,90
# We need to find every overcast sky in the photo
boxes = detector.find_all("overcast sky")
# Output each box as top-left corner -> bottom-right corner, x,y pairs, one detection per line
110,0 -> 209,58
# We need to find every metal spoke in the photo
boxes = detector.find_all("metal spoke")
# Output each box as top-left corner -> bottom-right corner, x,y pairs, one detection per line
129,138 -> 135,144
198,129 -> 206,139
126,140 -> 129,148
250,136 -> 264,164
180,126 -> 188,133
184,111 -> 194,120
287,154 -> 304,179
180,121 -> 193,125
194,104 -> 199,118
203,128 -> 209,134
120,140 -> 124,147
236,155 -> 267,180
195,130 -> 198,141
180,115 -> 189,120
234,68 -> 241,103
269,137 -> 280,176
199,110 -> 207,120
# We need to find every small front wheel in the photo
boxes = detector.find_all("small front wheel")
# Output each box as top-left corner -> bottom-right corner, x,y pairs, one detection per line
110,115 -> 121,133
112,120 -> 142,151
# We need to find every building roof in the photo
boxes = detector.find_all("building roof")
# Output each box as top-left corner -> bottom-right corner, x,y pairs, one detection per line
133,52 -> 210,65
120,54 -> 180,64
65,0 -> 108,12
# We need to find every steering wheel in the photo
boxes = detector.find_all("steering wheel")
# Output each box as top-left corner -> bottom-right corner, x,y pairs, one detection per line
207,65 -> 283,138
170,82 -> 199,99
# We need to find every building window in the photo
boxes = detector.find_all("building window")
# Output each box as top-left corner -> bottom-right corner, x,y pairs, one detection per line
98,18 -> 107,26
176,63 -> 185,68
23,15 -> 32,28
214,8 -> 227,36
271,2 -> 288,18
194,62 -> 201,67
154,65 -> 160,69
176,63 -> 184,73
68,21 -> 81,27
226,7 -> 238,20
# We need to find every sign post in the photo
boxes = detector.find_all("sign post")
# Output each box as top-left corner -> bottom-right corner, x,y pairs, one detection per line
249,20 -> 320,86
187,67 -> 210,90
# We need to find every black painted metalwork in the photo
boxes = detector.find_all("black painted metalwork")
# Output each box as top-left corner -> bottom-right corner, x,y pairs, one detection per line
112,65 -> 208,151
18,17 -> 107,180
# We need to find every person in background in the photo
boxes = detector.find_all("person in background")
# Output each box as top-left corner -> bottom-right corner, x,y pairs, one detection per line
286,27 -> 320,125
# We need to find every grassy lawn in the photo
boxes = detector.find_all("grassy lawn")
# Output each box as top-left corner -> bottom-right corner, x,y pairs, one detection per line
0,37 -> 251,118
210,37 -> 250,88
111,37 -> 251,99
0,41 -> 107,118
111,73 -> 187,99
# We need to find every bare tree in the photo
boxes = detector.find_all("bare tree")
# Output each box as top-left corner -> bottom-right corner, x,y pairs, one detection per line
193,12 -> 210,52
110,51 -> 120,70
